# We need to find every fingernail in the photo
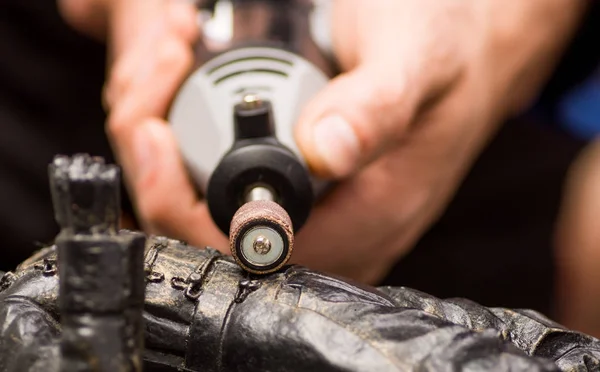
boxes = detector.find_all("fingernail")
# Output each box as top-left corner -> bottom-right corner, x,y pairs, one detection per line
312,115 -> 360,177
132,124 -> 156,183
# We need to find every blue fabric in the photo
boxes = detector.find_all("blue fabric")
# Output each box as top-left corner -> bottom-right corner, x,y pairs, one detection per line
556,69 -> 600,140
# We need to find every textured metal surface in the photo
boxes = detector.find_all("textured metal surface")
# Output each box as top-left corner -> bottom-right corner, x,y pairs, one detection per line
49,154 -> 120,235
3,237 -> 600,371
244,185 -> 276,203
229,200 -> 294,274
50,154 -> 145,372
1,154 -> 600,371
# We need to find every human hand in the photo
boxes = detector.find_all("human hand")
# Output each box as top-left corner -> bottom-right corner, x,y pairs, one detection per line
60,0 -> 229,247
60,0 -> 585,285
289,0 -> 586,283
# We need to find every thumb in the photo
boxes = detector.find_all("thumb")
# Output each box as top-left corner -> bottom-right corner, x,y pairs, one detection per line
295,66 -> 419,179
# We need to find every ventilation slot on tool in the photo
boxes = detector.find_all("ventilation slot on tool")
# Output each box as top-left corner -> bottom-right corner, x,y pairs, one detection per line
209,56 -> 293,86
213,69 -> 288,85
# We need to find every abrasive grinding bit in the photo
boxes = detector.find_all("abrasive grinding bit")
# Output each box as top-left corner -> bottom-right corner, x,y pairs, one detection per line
229,199 -> 294,274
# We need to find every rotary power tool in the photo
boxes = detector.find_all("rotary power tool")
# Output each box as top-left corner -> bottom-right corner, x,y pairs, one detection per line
169,0 -> 334,274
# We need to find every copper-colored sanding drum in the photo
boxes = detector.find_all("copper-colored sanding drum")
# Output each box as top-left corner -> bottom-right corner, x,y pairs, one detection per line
229,200 -> 294,274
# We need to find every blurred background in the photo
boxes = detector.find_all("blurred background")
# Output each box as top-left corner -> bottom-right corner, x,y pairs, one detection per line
1,0 -> 599,336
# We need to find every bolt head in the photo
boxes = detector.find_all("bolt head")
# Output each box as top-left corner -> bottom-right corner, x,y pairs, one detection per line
253,235 -> 271,255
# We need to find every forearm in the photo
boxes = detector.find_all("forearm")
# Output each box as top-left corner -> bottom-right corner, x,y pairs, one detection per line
107,0 -> 169,61
555,140 -> 600,337
58,0 -> 109,41
58,0 -> 197,65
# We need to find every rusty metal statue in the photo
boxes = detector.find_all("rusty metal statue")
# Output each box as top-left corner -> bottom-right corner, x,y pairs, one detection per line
0,154 -> 599,372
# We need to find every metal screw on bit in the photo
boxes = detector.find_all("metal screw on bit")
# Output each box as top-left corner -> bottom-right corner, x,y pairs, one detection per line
253,235 -> 272,255
245,185 -> 275,203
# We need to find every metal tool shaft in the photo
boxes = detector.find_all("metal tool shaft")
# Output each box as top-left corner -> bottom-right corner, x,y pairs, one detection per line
245,185 -> 276,203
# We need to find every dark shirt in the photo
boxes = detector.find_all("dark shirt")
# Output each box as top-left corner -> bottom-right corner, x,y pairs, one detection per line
0,0 -> 113,269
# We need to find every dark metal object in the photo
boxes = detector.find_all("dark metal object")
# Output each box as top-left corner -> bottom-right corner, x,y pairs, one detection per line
208,97 -> 308,274
49,154 -> 145,372
3,236 -> 600,371
1,154 -> 600,371
233,95 -> 275,140
207,98 -> 313,236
